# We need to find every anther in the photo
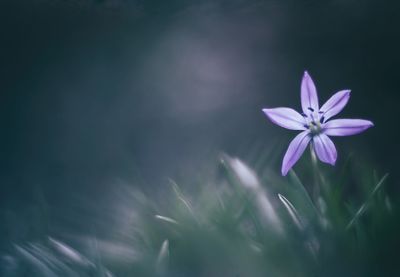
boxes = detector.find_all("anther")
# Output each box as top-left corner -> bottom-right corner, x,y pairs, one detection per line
308,107 -> 314,112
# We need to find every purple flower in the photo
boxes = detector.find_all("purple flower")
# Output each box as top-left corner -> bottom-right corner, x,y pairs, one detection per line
263,71 -> 373,176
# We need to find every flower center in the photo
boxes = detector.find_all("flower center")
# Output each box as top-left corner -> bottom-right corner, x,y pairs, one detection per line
303,107 -> 324,135
308,121 -> 322,135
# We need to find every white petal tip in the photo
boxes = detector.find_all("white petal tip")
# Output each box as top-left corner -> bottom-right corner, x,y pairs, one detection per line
332,155 -> 338,165
262,108 -> 272,117
281,167 -> 289,176
364,121 -> 374,128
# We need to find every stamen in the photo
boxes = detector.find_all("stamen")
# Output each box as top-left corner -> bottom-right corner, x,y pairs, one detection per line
311,121 -> 317,126
309,111 -> 316,122
301,113 -> 308,118
308,107 -> 314,112
318,111 -> 324,114
303,124 -> 309,129
320,116 -> 325,123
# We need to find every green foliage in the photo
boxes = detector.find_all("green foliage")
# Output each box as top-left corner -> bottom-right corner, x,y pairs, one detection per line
1,153 -> 397,276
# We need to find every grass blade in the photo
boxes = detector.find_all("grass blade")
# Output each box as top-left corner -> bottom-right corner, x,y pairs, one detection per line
346,173 -> 389,230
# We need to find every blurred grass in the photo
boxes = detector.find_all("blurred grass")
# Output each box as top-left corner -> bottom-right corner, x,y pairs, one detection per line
1,150 -> 398,277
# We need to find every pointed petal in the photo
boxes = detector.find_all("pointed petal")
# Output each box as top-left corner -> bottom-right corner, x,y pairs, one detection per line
301,71 -> 319,114
320,90 -> 351,121
312,134 -> 337,165
282,131 -> 311,176
262,108 -> 306,130
323,119 -> 374,136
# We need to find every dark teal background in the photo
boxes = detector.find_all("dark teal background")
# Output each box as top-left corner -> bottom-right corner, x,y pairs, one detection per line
0,0 -> 399,248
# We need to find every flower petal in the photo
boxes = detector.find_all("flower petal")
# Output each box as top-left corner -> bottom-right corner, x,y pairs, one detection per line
323,119 -> 374,136
320,90 -> 351,121
262,108 -> 306,130
301,71 -> 319,114
282,131 -> 311,176
312,134 -> 337,165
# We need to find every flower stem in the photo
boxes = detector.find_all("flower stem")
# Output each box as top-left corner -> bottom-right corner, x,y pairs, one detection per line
310,144 -> 320,202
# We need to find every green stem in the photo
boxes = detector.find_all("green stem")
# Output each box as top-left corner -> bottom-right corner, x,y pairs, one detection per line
310,144 -> 320,202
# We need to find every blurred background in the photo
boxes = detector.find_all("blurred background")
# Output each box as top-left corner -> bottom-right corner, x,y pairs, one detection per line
0,0 -> 399,263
